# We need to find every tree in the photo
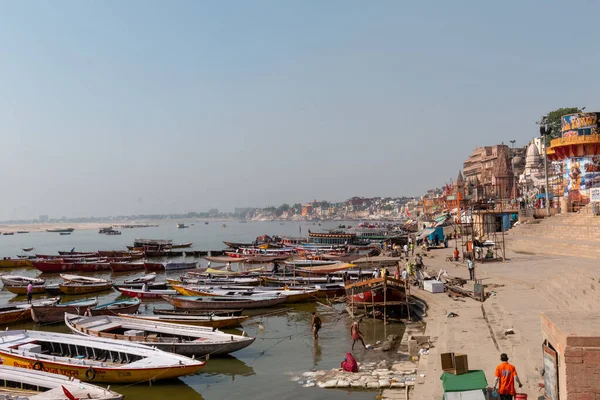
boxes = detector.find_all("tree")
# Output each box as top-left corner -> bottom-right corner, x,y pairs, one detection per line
539,107 -> 582,145
276,203 -> 290,216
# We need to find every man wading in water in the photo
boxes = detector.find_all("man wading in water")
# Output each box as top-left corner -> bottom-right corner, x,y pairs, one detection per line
311,312 -> 322,339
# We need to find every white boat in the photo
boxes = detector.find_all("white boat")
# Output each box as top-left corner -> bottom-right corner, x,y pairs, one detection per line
0,365 -> 123,399
65,313 -> 255,357
123,273 -> 156,285
0,330 -> 204,383
284,259 -> 341,267
164,262 -> 197,271
60,274 -> 109,284
0,275 -> 45,286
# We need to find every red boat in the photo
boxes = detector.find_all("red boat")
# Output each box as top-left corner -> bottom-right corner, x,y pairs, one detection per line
224,252 -> 245,258
32,260 -> 78,273
75,262 -> 111,272
58,251 -> 98,257
144,262 -> 165,271
110,262 -> 145,273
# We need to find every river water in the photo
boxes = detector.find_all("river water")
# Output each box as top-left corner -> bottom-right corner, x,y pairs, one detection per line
0,221 -> 403,400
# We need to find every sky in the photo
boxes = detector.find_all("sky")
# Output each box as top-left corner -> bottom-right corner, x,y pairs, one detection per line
1,0 -> 600,220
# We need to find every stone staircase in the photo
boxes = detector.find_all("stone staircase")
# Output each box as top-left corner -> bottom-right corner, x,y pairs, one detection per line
506,205 -> 600,258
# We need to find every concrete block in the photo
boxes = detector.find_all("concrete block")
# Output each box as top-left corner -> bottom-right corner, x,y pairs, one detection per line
366,381 -> 380,388
336,380 -> 350,388
379,379 -> 391,387
318,380 -> 338,388
351,380 -> 366,388
390,382 -> 406,388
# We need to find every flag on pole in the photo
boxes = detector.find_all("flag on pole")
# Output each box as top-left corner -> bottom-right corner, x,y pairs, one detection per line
457,192 -> 462,222
405,204 -> 410,217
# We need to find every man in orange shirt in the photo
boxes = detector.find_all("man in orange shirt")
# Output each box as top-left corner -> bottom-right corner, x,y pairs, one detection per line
494,353 -> 522,400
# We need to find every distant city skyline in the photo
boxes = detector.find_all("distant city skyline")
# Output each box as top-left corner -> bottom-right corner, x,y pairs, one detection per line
2,1 -> 600,220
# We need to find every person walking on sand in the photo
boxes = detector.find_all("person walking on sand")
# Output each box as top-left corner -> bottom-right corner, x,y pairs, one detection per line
26,282 -> 33,304
403,244 -> 409,258
467,256 -> 475,281
351,321 -> 367,350
311,312 -> 322,339
493,353 -> 522,400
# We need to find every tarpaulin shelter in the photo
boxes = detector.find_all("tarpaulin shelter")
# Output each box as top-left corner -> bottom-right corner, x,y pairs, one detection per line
441,370 -> 488,400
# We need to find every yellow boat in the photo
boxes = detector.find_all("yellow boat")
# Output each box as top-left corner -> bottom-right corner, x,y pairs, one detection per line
0,259 -> 32,268
4,285 -> 46,295
58,282 -> 113,295
0,330 -> 204,383
166,278 -> 182,285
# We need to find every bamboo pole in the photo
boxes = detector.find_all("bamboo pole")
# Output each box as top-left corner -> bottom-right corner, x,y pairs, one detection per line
383,276 -> 387,326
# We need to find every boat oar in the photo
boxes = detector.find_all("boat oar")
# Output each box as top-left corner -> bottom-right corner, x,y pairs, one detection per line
61,386 -> 79,400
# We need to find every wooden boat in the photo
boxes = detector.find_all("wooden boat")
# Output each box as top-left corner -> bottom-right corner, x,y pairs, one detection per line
0,329 -> 204,383
59,282 -> 114,295
205,267 -> 266,276
114,281 -> 168,290
165,250 -> 184,257
31,297 -> 99,324
261,275 -> 344,286
152,308 -> 244,317
163,295 -> 287,310
345,276 -> 407,304
110,262 -> 145,273
184,250 -> 203,257
4,284 -> 47,295
22,247 -> 34,252
0,275 -> 45,286
65,314 -> 255,357
116,313 -> 249,328
123,273 -> 156,285
46,228 -> 74,233
284,259 -> 341,267
204,256 -> 246,263
59,232 -> 72,235
293,263 -> 356,276
32,260 -> 77,273
223,241 -> 253,249
90,298 -> 141,316
0,258 -> 32,268
145,250 -> 169,258
178,286 -> 318,303
116,287 -> 178,299
144,262 -> 165,271
164,261 -> 197,271
2,232 -> 14,235
0,365 -> 124,399
58,250 -> 97,256
171,242 -> 193,249
75,262 -> 111,272
60,274 -> 109,284
0,298 -> 59,325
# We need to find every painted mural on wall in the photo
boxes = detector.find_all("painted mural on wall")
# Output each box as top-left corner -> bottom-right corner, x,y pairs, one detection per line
564,156 -> 600,203
561,112 -> 600,137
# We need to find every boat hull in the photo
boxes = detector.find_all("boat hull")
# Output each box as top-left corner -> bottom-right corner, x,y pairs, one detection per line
163,295 -> 286,310
117,287 -> 177,299
0,351 -> 203,383
117,314 -> 248,328
110,263 -> 145,273
152,308 -> 244,317
59,282 -> 113,295
144,262 -> 165,271
31,302 -> 99,324
32,261 -> 77,273
91,300 -> 141,316
4,285 -> 46,295
0,259 -> 32,268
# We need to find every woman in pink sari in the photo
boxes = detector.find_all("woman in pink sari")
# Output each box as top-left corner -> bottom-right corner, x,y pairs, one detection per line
341,352 -> 358,372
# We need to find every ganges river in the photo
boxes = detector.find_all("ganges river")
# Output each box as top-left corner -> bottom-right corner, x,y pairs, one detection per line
0,221 -> 404,400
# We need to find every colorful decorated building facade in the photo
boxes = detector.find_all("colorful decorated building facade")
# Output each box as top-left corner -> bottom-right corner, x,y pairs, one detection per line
547,112 -> 600,207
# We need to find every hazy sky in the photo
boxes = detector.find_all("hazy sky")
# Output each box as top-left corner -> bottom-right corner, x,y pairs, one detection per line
1,1 -> 599,220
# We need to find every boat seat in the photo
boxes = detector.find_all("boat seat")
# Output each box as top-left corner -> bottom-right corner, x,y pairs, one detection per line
92,323 -> 122,331
146,334 -> 158,340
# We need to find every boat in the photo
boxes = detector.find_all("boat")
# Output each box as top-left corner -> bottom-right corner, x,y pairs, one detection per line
345,276 -> 407,304
0,258 -> 33,268
133,238 -> 173,248
46,228 -> 74,233
176,223 -> 189,229
90,298 -> 141,316
116,287 -> 178,299
32,260 -> 77,273
17,231 -> 30,234
144,262 -> 165,271
170,242 -> 193,249
110,262 -> 145,273
22,247 -> 34,252
178,286 -> 318,303
116,313 -> 249,328
58,251 -> 98,256
75,262 -> 112,272
59,281 -> 114,295
284,259 -> 341,267
65,314 -> 255,357
0,329 -> 204,383
293,262 -> 356,276
2,232 -> 14,235
0,275 -> 45,286
153,308 -> 244,317
60,274 -> 109,284
114,281 -> 168,290
184,250 -> 204,257
4,284 -> 47,295
0,298 -> 59,325
204,255 -> 246,263
30,297 -> 99,324
261,276 -> 343,285
59,232 -> 71,235
164,262 -> 197,271
123,273 -> 156,285
0,365 -> 124,400
162,295 -> 287,310
205,267 -> 266,276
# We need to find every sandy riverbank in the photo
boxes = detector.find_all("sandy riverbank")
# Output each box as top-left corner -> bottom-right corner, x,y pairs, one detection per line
388,246 -> 600,400
0,222 -> 114,234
